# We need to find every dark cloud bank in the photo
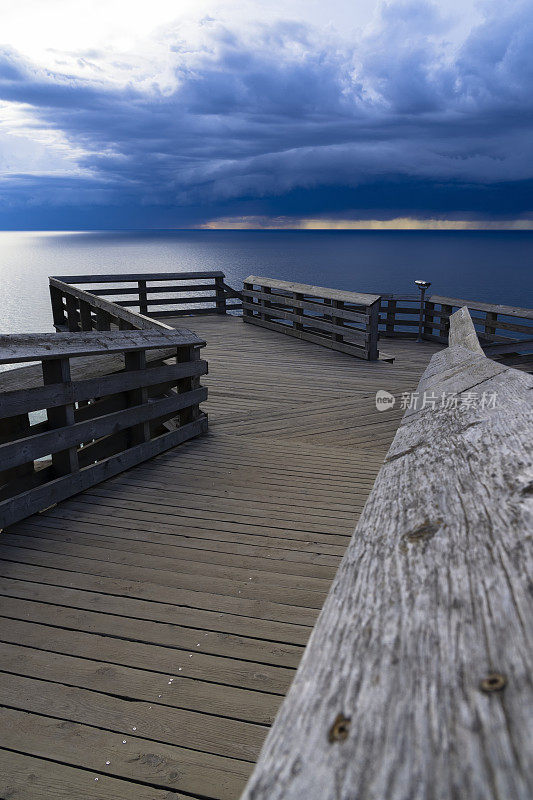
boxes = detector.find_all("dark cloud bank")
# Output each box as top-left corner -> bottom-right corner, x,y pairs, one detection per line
0,0 -> 532,228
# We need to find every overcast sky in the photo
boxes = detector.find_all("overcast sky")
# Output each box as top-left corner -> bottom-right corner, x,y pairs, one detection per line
0,0 -> 531,228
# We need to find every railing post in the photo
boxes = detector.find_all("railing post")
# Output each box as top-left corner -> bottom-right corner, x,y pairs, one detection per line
125,349 -> 150,445
79,299 -> 93,331
177,344 -> 203,425
485,311 -> 498,339
385,298 -> 396,336
261,286 -> 272,321
215,276 -> 227,314
423,300 -> 435,338
42,357 -> 79,477
293,292 -> 304,331
243,282 -> 253,319
332,300 -> 344,343
49,285 -> 67,330
65,294 -> 81,332
366,299 -> 380,360
96,308 -> 111,330
138,280 -> 148,315
441,303 -> 453,337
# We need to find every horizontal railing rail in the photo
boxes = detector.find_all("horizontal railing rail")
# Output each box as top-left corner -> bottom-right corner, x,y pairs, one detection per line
376,292 -> 533,370
241,306 -> 533,800
377,293 -> 427,338
242,276 -> 381,360
50,272 -> 242,329
0,329 -> 208,528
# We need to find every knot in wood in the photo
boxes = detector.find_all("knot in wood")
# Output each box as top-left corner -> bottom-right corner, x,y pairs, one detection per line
479,673 -> 507,693
328,713 -> 351,743
403,520 -> 440,544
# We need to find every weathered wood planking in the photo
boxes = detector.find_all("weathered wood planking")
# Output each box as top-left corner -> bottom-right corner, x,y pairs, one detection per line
0,313 -> 440,800
241,307 -> 533,800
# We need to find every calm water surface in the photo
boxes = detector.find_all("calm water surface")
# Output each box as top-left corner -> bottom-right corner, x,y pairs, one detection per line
1,229 -> 532,334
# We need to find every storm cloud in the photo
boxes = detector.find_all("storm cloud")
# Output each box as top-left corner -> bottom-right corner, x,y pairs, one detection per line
0,0 -> 532,227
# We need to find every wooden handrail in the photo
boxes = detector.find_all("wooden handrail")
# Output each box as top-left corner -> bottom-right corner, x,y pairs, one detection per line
241,307 -> 533,800
245,275 -> 381,306
377,294 -> 533,370
50,272 -> 242,325
53,270 -> 226,282
0,329 -> 196,363
430,294 -> 533,320
447,304 -> 484,352
49,277 -> 174,332
0,329 -> 208,529
242,276 -> 381,360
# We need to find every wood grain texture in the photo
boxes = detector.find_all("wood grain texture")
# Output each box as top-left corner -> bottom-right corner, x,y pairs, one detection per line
244,275 -> 380,306
0,328 -> 203,364
447,304 -> 484,353
241,308 -> 533,800
50,273 -> 241,323
242,277 -> 380,360
54,271 -> 225,282
430,294 -> 533,320
0,313 -> 442,799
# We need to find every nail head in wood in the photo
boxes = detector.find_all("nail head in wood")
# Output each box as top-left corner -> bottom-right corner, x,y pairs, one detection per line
328,713 -> 350,743
480,673 -> 507,693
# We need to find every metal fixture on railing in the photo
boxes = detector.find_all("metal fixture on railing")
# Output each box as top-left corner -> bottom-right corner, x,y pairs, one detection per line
414,280 -> 432,342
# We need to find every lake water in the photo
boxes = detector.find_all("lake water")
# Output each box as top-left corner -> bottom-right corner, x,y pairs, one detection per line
1,229 -> 532,335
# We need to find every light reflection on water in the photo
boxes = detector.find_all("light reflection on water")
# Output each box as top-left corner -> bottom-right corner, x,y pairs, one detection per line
1,229 -> 532,336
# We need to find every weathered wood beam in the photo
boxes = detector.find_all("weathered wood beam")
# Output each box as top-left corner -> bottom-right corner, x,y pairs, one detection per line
0,329 -> 204,364
244,275 -> 380,306
0,361 -> 207,418
0,387 -> 207,470
52,271 -> 225,282
243,289 -> 370,323
448,304 -> 484,353
48,278 -> 174,332
241,307 -> 533,800
430,295 -> 533,320
242,278 -> 380,360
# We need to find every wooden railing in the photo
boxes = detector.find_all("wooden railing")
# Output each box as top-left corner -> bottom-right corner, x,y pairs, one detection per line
241,306 -> 533,800
379,293 -> 533,368
49,271 -> 242,331
425,295 -> 533,366
242,276 -> 381,360
378,293 -> 427,338
0,329 -> 208,529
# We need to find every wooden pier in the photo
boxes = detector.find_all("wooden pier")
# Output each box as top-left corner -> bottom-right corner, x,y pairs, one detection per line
0,273 -> 531,799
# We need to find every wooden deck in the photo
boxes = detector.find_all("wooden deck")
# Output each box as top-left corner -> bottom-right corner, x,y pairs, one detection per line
0,315 -> 441,799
